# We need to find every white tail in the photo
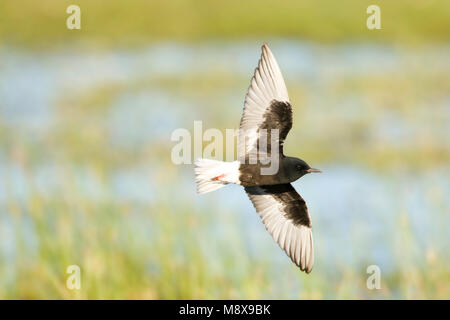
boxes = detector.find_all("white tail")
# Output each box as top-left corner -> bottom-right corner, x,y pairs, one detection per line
194,159 -> 240,194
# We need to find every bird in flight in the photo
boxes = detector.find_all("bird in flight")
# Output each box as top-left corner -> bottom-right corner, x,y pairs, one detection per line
195,44 -> 321,273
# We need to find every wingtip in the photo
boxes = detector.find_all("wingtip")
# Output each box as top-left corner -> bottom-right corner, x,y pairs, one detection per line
260,43 -> 273,65
298,263 -> 313,274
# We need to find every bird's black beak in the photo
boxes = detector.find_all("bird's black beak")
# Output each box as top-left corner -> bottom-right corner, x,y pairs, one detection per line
306,168 -> 322,173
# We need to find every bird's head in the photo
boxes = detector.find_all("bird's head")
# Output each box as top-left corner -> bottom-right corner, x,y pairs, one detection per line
293,158 -> 322,178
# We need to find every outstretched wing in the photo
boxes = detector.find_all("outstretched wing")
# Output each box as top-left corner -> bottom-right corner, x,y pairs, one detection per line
245,183 -> 314,273
238,44 -> 292,160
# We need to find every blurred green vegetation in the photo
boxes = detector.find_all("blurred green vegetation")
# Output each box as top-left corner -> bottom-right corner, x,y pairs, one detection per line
0,0 -> 449,48
2,183 -> 448,299
0,0 -> 449,300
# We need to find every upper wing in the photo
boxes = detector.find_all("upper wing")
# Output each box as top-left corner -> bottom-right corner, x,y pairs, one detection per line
245,183 -> 314,273
238,44 -> 292,160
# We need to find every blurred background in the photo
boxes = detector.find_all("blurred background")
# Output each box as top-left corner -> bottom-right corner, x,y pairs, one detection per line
0,0 -> 449,299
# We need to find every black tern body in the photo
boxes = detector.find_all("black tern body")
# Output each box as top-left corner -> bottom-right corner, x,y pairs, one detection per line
195,44 -> 321,273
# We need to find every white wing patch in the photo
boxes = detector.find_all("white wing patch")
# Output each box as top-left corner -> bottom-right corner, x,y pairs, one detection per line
238,44 -> 290,158
245,186 -> 314,273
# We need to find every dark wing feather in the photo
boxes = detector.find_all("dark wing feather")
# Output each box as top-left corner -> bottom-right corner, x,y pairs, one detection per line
257,100 -> 292,156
